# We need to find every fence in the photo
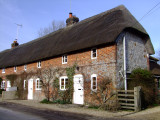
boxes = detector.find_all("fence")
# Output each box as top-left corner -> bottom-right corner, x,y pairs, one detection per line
117,86 -> 141,112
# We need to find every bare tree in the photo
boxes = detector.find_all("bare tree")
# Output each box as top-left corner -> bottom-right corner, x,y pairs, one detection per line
38,20 -> 65,37
36,67 -> 63,101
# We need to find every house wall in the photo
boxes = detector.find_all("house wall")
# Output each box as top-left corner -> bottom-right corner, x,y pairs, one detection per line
0,44 -> 117,102
116,31 -> 149,89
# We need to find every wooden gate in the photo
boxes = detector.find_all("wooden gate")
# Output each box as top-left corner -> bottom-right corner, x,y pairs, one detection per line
117,86 -> 141,112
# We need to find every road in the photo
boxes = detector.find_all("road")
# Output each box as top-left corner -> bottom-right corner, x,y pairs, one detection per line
0,102 -> 133,120
0,107 -> 45,120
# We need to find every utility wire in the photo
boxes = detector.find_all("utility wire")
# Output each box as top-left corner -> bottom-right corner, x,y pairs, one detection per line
138,2 -> 160,22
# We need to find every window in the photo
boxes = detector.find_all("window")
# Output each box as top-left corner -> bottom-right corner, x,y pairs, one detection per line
91,74 -> 97,91
24,65 -> 27,71
91,48 -> 97,59
35,78 -> 42,90
24,80 -> 26,89
60,76 -> 68,90
7,81 -> 11,88
2,68 -> 5,73
37,61 -> 41,68
62,55 -> 67,64
14,66 -> 17,72
1,81 -> 5,89
158,78 -> 160,89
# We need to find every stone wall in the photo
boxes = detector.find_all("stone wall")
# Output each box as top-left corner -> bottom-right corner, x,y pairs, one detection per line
2,91 -> 18,100
116,31 -> 149,89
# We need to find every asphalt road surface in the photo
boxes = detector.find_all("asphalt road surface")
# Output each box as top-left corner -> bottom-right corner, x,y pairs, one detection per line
0,107 -> 45,120
0,102 -> 133,120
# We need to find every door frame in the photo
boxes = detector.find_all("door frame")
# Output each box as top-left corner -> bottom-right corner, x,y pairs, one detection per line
28,79 -> 33,100
73,74 -> 84,104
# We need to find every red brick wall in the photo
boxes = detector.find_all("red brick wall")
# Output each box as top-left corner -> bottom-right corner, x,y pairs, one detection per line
0,44 -> 117,102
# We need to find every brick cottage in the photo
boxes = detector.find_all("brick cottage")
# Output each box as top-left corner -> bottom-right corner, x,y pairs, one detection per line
0,5 -> 155,104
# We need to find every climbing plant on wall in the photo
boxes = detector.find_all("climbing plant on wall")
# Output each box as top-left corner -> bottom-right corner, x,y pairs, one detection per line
6,74 -> 18,86
65,63 -> 76,103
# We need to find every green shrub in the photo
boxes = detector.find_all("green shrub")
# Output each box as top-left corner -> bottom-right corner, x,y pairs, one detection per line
128,68 -> 155,108
40,99 -> 72,104
88,105 -> 99,109
40,99 -> 53,104
53,99 -> 72,104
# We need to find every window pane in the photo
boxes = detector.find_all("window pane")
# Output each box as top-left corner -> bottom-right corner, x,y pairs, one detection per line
158,79 -> 160,89
92,49 -> 97,58
61,79 -> 64,85
65,78 -> 68,87
37,81 -> 39,88
93,81 -> 96,85
93,53 -> 96,57
92,76 -> 97,90
61,85 -> 64,89
93,85 -> 96,89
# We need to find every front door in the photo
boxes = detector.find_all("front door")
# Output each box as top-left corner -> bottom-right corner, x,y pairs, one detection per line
73,74 -> 84,104
28,79 -> 33,100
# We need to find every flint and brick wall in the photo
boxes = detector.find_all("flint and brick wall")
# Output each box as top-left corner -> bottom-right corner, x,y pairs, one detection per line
0,44 -> 117,102
116,31 -> 149,89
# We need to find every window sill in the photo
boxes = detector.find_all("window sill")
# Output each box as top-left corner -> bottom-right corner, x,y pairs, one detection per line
35,89 -> 42,91
91,57 -> 97,60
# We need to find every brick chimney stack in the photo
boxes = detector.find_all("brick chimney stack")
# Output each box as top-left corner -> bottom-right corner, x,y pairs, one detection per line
11,39 -> 19,48
69,12 -> 72,18
66,12 -> 79,26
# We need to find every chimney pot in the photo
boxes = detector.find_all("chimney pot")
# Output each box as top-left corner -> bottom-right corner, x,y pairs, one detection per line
66,12 -> 79,26
11,39 -> 19,48
69,12 -> 72,18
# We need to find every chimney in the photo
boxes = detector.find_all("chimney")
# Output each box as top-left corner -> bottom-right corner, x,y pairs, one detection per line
66,12 -> 79,26
69,12 -> 72,18
11,39 -> 19,48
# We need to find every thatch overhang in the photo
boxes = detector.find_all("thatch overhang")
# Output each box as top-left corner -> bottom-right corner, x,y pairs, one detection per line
0,5 -> 155,69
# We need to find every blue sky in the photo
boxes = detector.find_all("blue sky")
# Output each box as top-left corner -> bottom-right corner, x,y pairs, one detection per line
0,0 -> 160,57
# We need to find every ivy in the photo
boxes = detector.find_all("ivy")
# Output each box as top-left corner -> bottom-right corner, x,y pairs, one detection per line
6,74 -> 18,86
65,63 -> 76,103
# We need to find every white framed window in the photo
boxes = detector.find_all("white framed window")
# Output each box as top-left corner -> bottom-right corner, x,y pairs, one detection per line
14,66 -> 17,72
24,80 -> 26,89
91,74 -> 97,91
35,78 -> 42,90
24,65 -> 27,71
37,61 -> 41,68
158,78 -> 160,89
2,68 -> 5,73
62,55 -> 67,64
1,81 -> 5,89
91,48 -> 97,59
59,76 -> 68,90
7,81 -> 11,88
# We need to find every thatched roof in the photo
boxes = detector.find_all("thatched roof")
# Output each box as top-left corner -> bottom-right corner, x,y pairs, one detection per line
0,5 -> 155,68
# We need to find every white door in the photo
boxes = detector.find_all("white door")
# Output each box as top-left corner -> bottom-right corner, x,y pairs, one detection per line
73,74 -> 84,104
28,79 -> 33,100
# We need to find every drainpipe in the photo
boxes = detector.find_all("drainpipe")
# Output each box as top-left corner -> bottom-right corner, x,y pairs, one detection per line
123,35 -> 127,90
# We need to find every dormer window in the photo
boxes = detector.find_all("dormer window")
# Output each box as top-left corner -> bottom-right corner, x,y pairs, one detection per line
62,55 -> 67,64
24,65 -> 27,71
37,61 -> 41,68
2,68 -> 5,73
91,48 -> 97,59
14,66 -> 17,72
